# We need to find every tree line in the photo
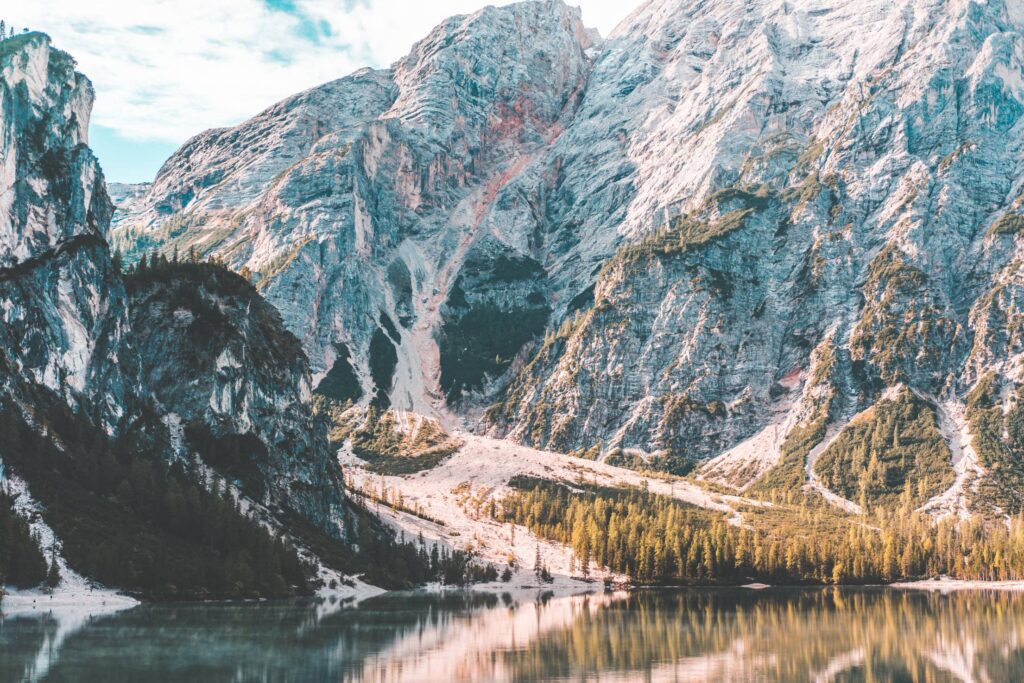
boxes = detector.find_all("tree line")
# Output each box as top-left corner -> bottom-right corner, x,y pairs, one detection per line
0,489 -> 48,589
492,476 -> 1024,584
0,21 -> 26,40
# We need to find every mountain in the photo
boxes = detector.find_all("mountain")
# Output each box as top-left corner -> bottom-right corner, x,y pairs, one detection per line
0,32 -> 449,599
124,260 -> 345,532
0,32 -> 129,431
111,0 -> 1024,520
7,0 -> 1024,601
111,0 -> 596,423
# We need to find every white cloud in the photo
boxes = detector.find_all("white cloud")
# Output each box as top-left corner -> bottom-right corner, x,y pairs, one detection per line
9,0 -> 637,143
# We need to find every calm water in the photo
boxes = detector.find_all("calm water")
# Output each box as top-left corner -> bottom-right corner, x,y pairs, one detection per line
3,587 -> 1024,682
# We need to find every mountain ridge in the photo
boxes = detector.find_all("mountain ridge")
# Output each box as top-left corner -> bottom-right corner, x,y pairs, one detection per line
110,0 -> 1024,520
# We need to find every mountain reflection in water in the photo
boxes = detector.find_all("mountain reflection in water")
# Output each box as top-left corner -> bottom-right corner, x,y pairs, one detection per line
3,587 -> 1024,682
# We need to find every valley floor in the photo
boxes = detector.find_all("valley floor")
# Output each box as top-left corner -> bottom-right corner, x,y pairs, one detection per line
8,430 -> 1024,613
340,432 -> 769,587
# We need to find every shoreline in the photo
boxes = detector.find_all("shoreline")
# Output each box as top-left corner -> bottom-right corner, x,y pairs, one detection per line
890,577 -> 1024,593
1,586 -> 140,618
9,576 -> 1024,615
0,574 -> 614,615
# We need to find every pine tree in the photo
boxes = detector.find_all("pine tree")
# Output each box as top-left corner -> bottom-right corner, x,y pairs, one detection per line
45,547 -> 61,590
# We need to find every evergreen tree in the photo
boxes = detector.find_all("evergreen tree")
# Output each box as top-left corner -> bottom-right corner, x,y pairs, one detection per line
0,491 -> 47,589
490,476 -> 1024,586
45,547 -> 61,590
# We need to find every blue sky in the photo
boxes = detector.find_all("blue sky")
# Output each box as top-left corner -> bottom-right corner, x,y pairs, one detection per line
9,1 -> 636,183
89,126 -> 180,184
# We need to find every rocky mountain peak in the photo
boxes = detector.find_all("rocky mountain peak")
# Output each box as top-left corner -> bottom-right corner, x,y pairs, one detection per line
107,0 -> 1024,517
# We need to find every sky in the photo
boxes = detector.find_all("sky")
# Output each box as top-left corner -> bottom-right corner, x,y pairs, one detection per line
8,0 -> 639,183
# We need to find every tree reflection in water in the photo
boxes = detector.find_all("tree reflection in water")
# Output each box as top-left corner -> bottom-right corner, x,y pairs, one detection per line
3,588 -> 1024,682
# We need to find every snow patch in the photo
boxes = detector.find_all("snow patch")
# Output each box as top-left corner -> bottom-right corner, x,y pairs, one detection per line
700,421 -> 788,491
804,421 -> 864,515
1,466 -> 139,613
892,576 -> 1024,593
215,347 -> 241,370
161,412 -> 186,460
341,430 -> 766,585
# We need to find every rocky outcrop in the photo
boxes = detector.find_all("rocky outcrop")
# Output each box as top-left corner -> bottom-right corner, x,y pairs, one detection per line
0,33 -> 346,540
125,261 -> 344,531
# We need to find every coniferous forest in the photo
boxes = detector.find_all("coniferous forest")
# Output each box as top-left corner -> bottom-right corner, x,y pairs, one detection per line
0,396 -> 316,599
0,379 -> 496,600
493,477 -> 1024,585
0,490 -> 48,589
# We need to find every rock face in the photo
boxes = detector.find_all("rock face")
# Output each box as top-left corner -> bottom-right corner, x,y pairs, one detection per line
115,0 -> 1024,512
112,0 -> 595,422
0,34 -> 345,539
125,262 -> 343,530
0,33 -> 130,431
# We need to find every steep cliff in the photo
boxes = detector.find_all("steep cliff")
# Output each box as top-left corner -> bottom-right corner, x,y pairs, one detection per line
0,32 -> 130,431
125,260 -> 344,531
0,33 -> 358,597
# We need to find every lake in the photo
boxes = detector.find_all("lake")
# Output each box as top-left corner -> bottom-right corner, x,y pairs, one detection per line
3,587 -> 1023,681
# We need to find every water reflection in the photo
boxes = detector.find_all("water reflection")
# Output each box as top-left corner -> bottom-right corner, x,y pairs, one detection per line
3,588 -> 1024,682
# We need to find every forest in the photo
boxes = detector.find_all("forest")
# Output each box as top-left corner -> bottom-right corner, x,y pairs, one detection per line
493,476 -> 1024,584
0,395 -> 316,600
0,489 -> 49,589
0,393 -> 499,598
0,252 -> 506,598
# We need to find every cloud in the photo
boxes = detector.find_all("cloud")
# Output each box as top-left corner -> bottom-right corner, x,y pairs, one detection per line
9,0 -> 637,143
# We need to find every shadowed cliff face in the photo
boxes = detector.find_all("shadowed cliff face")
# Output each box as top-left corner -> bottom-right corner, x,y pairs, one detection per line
0,33 -> 346,542
112,0 -> 1024,509
125,261 -> 344,530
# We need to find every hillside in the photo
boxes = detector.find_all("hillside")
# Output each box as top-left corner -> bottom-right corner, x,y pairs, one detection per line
10,0 -> 1024,599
